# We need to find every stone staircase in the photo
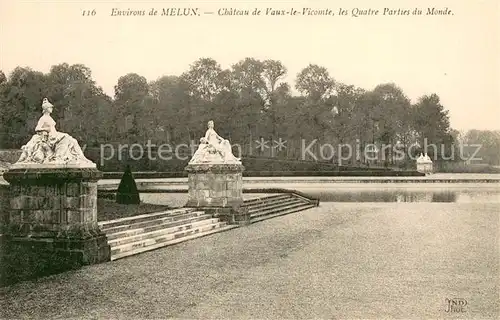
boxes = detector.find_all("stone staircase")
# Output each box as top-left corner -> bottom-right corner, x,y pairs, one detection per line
98,208 -> 235,261
244,193 -> 318,223
98,193 -> 318,261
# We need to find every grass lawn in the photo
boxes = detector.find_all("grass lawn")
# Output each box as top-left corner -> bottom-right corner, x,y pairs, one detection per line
97,198 -> 171,222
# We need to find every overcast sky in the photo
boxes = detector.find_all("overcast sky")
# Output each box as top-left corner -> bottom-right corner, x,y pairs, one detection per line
1,0 -> 498,131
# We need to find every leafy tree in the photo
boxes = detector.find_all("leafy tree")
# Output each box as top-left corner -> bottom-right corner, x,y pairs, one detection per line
178,58 -> 232,141
181,58 -> 230,102
412,93 -> 452,159
45,63 -> 107,145
0,59 -> 464,171
0,67 -> 47,148
148,75 -> 190,143
462,130 -> 500,165
262,60 -> 288,107
114,73 -> 149,142
229,58 -> 267,140
295,64 -> 335,103
231,58 -> 266,101
366,84 -> 412,164
0,71 -> 6,85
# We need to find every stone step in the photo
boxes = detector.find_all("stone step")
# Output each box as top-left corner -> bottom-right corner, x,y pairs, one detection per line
243,194 -> 290,206
110,222 -> 235,260
99,207 -> 195,230
247,197 -> 304,213
105,214 -> 214,241
108,218 -> 220,247
100,211 -> 207,234
245,195 -> 296,209
251,204 -> 317,224
250,201 -> 314,220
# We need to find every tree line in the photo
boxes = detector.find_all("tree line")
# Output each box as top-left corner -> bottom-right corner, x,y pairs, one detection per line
1,58 -> 497,166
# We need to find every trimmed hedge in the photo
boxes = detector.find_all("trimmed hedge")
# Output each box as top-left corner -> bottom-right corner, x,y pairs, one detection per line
240,170 -> 425,177
116,165 -> 140,205
80,147 -> 393,173
435,162 -> 500,174
1,148 -> 398,174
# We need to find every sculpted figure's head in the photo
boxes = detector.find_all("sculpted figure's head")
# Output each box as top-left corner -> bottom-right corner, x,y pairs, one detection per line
208,120 -> 214,129
41,98 -> 54,114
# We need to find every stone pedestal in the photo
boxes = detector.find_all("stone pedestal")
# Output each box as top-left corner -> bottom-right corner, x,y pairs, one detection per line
416,154 -> 433,175
185,163 -> 245,207
416,162 -> 433,174
184,163 -> 250,225
1,167 -> 110,285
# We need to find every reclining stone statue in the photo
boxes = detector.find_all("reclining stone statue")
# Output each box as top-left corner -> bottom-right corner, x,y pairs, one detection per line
189,120 -> 241,164
15,98 -> 95,167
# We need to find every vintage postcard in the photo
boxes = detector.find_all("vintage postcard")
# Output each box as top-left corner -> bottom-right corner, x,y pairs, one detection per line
0,0 -> 499,319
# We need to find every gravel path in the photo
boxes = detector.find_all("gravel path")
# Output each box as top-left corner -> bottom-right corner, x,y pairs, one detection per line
1,202 -> 498,319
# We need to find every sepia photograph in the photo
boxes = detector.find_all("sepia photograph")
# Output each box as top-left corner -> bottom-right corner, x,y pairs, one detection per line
0,0 -> 499,319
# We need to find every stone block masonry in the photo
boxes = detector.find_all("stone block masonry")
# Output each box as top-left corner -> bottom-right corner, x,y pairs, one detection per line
184,163 -> 250,226
185,163 -> 245,208
1,168 -> 110,286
